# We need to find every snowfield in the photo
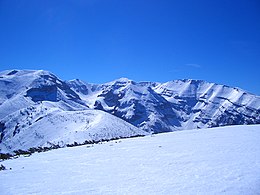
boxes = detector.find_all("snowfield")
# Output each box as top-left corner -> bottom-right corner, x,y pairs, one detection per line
1,125 -> 260,195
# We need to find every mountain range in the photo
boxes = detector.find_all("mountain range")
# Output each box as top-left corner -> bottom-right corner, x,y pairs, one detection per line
0,69 -> 259,153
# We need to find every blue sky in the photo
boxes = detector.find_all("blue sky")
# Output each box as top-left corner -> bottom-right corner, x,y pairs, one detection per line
0,0 -> 260,94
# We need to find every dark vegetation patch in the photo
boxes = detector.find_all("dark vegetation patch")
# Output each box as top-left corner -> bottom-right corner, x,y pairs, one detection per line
0,134 -> 145,161
0,164 -> 6,171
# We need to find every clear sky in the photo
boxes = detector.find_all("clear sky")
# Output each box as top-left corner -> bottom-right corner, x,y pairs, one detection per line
0,0 -> 260,95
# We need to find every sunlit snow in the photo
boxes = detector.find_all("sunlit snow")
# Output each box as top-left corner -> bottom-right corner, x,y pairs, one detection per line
1,125 -> 259,194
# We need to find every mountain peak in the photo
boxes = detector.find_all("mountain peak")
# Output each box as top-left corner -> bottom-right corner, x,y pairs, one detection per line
105,77 -> 135,86
0,69 -> 55,77
68,78 -> 87,85
114,77 -> 132,82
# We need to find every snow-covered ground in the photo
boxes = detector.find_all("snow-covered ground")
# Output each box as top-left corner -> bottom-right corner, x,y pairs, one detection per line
1,125 -> 260,195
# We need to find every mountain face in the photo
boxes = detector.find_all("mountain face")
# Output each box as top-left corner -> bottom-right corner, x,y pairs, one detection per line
68,78 -> 260,133
0,70 -> 88,120
0,69 -> 259,153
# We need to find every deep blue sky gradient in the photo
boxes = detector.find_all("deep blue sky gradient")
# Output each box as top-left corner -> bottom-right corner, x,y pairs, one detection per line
0,0 -> 260,94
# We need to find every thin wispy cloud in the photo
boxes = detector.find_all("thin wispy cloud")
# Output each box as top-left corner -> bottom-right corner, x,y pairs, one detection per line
185,64 -> 202,68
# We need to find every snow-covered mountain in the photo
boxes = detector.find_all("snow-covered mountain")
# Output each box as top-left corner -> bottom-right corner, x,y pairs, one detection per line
68,77 -> 260,133
0,69 -> 259,153
0,70 -> 88,120
0,70 -> 146,153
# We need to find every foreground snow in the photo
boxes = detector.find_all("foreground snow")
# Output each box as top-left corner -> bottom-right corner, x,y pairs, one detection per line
1,125 -> 260,194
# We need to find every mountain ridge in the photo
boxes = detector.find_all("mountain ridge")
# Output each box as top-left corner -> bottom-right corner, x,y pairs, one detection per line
0,69 -> 259,153
67,74 -> 260,132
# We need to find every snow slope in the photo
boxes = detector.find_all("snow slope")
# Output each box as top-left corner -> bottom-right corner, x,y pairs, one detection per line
1,125 -> 259,194
0,104 -> 146,154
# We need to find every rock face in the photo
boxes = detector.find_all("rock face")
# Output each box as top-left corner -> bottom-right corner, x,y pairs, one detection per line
0,69 -> 259,153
